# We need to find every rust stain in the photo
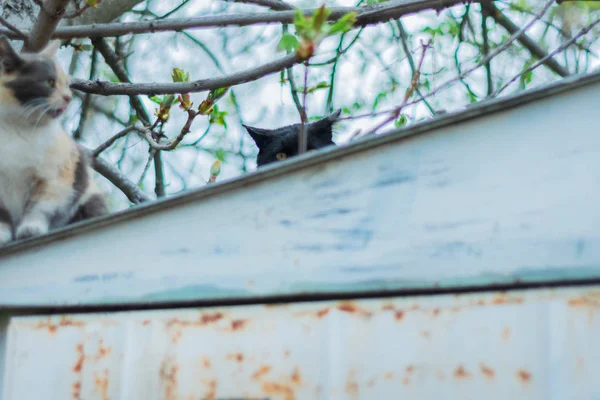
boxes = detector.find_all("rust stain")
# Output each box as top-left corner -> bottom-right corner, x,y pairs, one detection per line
166,312 -> 224,329
284,350 -> 291,358
141,320 -> 151,326
568,297 -> 600,307
432,308 -> 440,317
420,330 -> 431,339
94,369 -> 110,400
454,365 -> 471,378
316,308 -> 330,318
36,316 -> 85,334
367,378 -> 376,387
491,295 -> 524,305
291,367 -> 302,385
72,381 -> 81,400
201,356 -> 212,369
231,319 -> 247,331
382,304 -> 395,311
402,377 -> 410,385
517,369 -> 532,383
345,369 -> 358,396
73,344 -> 85,373
384,372 -> 394,380
97,340 -> 111,359
480,363 -> 495,378
406,365 -> 415,373
252,365 -> 272,380
337,302 -> 372,317
203,379 -> 217,400
227,353 -> 244,362
394,310 -> 405,321
171,331 -> 182,344
160,358 -> 179,400
201,312 -> 224,324
503,327 -> 511,341
262,382 -> 295,400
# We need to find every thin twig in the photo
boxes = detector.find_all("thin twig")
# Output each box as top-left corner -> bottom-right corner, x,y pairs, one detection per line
298,62 -> 309,154
481,7 -> 493,96
93,126 -> 142,156
396,20 -> 436,115
492,18 -> 600,97
145,110 -> 199,151
0,16 -> 26,39
230,0 -> 295,11
487,3 -> 569,77
344,0 -> 557,123
359,40 -> 431,137
73,47 -> 98,140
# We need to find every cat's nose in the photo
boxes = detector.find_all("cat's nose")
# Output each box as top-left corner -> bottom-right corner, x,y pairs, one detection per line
63,95 -> 72,104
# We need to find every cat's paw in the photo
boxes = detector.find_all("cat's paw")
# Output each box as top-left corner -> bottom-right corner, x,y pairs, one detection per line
15,220 -> 48,241
0,223 -> 13,246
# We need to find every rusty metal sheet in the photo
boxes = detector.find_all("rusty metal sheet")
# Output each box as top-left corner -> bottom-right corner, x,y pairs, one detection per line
3,286 -> 600,399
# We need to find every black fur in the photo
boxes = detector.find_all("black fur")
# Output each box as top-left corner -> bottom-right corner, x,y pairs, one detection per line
244,110 -> 341,167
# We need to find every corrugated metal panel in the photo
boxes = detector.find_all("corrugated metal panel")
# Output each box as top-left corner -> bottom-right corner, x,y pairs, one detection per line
0,73 -> 599,308
3,286 -> 600,399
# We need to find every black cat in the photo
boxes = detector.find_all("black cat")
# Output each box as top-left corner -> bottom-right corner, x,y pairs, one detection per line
244,109 -> 341,167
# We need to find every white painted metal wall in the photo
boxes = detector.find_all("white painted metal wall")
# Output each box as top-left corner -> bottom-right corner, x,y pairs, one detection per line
2,287 -> 600,399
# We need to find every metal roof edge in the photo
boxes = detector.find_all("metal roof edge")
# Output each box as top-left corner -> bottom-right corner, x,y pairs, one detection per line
1,71 -> 599,257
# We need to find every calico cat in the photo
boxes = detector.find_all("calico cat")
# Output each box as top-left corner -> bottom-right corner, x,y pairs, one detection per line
0,36 -> 108,246
244,109 -> 341,167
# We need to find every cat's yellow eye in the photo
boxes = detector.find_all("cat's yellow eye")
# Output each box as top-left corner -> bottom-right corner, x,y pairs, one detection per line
276,153 -> 287,161
46,78 -> 55,88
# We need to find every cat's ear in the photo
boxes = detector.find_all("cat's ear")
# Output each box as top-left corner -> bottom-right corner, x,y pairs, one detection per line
0,36 -> 23,73
243,125 -> 273,149
327,109 -> 342,122
310,109 -> 341,142
41,40 -> 61,58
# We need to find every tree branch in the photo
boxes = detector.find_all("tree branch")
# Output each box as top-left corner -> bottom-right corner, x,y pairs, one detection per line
24,0 -> 70,52
1,0 -> 466,40
90,152 -> 153,204
493,18 -> 600,97
230,0 -> 295,11
487,3 -> 569,77
0,15 -> 26,39
71,52 -> 301,95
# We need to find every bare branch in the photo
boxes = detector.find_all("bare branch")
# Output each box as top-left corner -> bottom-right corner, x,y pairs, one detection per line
71,53 -> 301,95
345,0 -> 558,124
493,18 -> 600,97
0,0 -> 466,40
360,40 -> 431,137
0,15 -> 26,39
90,153 -> 153,204
93,126 -> 142,156
229,0 -> 295,11
487,3 -> 569,77
24,0 -> 70,52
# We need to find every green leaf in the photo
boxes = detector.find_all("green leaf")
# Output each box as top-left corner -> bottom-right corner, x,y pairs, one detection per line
208,87 -> 229,102
149,96 -> 163,105
215,148 -> 227,162
171,68 -> 190,83
312,5 -> 331,33
328,12 -> 357,35
209,106 -> 228,127
306,81 -> 331,93
293,9 -> 311,34
277,32 -> 300,52
394,114 -> 408,128
467,91 -> 478,104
